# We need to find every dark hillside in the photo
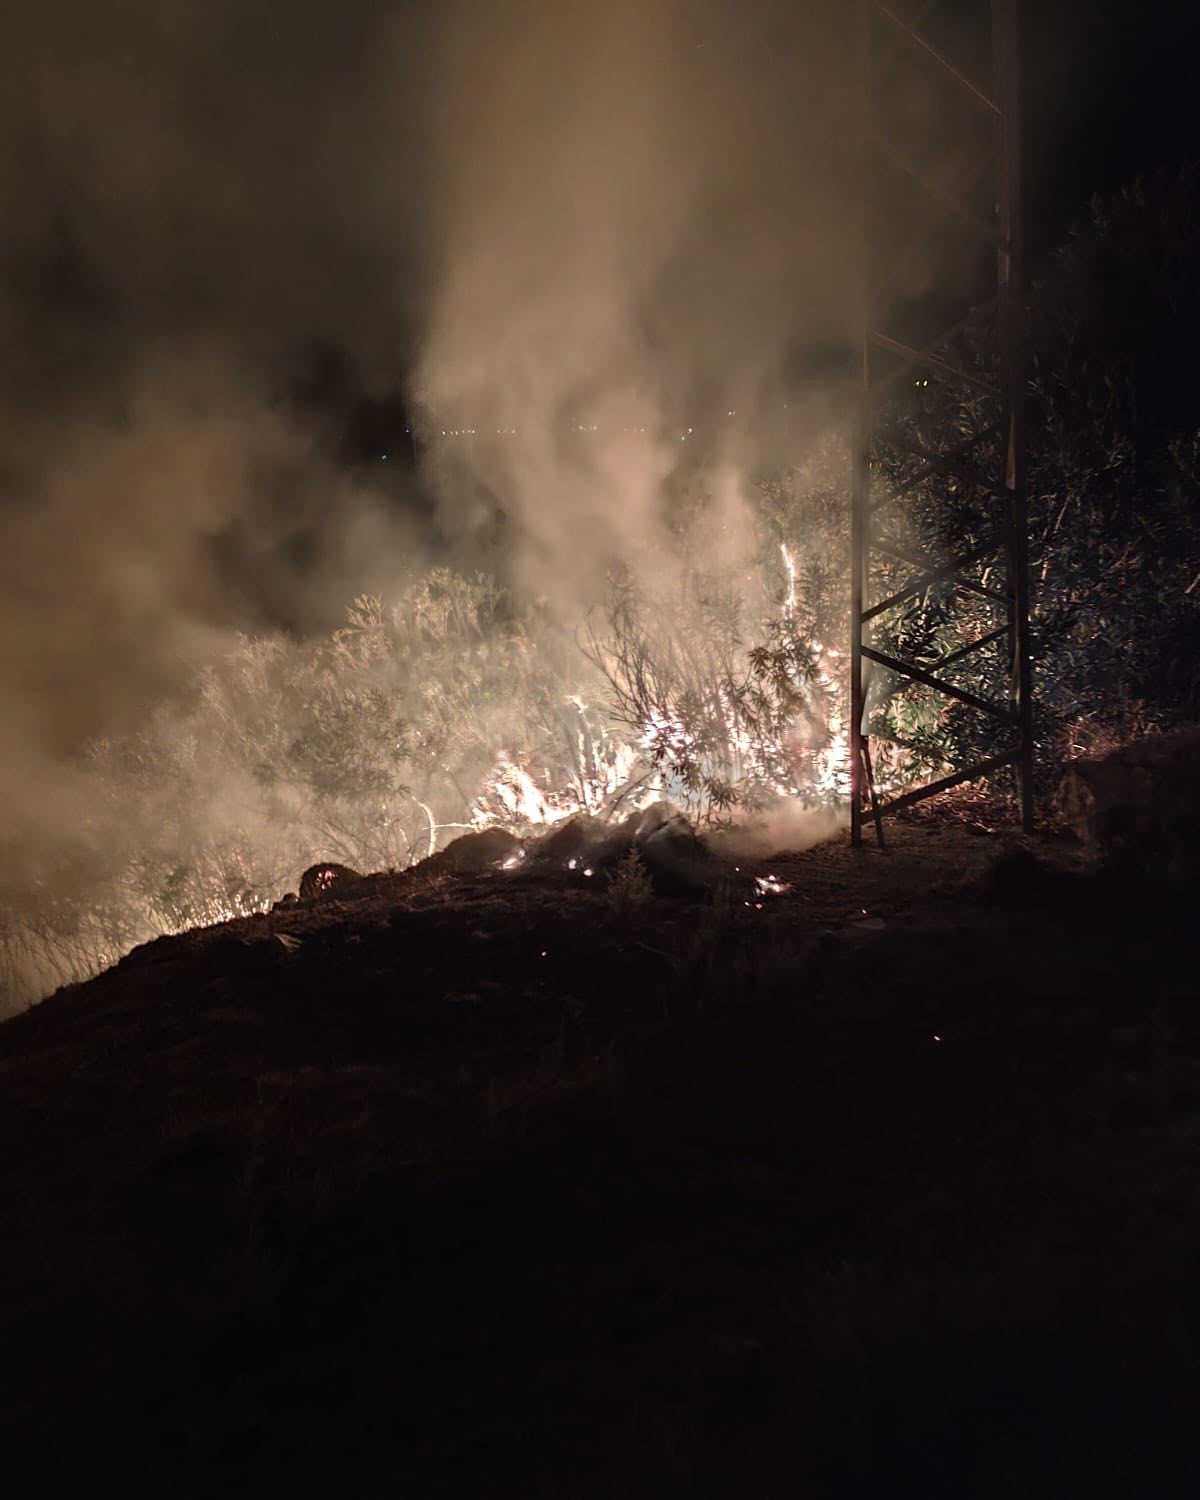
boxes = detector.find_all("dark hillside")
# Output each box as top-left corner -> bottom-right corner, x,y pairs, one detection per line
2,824 -> 1198,1497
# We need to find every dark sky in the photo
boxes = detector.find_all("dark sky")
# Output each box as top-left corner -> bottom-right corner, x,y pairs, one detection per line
0,2 -> 1195,427
1025,0 -> 1200,253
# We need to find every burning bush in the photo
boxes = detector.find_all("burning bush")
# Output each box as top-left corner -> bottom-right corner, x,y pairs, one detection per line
0,572 -> 611,1008
0,520 -> 851,1007
584,560 -> 842,823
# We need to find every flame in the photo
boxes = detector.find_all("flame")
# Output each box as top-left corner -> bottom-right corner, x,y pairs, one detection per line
471,713 -> 646,831
467,551 -> 854,841
781,541 -> 798,618
812,641 -> 850,799
479,757 -> 561,825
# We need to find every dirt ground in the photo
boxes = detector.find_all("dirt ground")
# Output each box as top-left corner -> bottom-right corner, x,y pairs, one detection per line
1,819 -> 1198,1498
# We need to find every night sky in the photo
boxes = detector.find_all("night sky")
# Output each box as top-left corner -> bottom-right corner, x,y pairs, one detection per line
1026,0 -> 1200,253
1,3 -> 1196,456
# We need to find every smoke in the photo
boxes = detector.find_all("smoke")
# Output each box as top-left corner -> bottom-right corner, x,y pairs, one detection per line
709,799 -> 846,862
0,0 -> 866,1010
0,2 -> 435,1008
0,0 -> 858,719
413,0 -> 856,600
0,1 -> 443,744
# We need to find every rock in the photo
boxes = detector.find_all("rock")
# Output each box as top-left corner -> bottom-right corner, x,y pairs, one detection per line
425,827 -> 522,874
299,862 -> 364,900
525,813 -> 601,868
636,815 -> 721,896
1060,726 -> 1200,886
608,803 -> 674,846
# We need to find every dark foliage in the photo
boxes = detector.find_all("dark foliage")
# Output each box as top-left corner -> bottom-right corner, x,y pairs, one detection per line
869,171 -> 1200,788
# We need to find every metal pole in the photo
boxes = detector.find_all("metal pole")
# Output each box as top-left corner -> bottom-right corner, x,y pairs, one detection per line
850,0 -> 872,849
850,0 -> 1033,837
993,0 -> 1035,831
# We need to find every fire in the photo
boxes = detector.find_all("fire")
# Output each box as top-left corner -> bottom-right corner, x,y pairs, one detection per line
781,540 -> 799,617
782,544 -> 851,801
812,642 -> 850,799
476,757 -> 562,826
470,712 -> 646,832
639,708 -> 700,766
459,548 -> 853,842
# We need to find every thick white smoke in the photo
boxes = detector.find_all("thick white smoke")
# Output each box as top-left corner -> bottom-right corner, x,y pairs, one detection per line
413,0 -> 856,600
0,1 -> 863,1011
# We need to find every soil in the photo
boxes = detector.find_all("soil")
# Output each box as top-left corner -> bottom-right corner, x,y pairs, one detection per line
1,819 -> 1198,1498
